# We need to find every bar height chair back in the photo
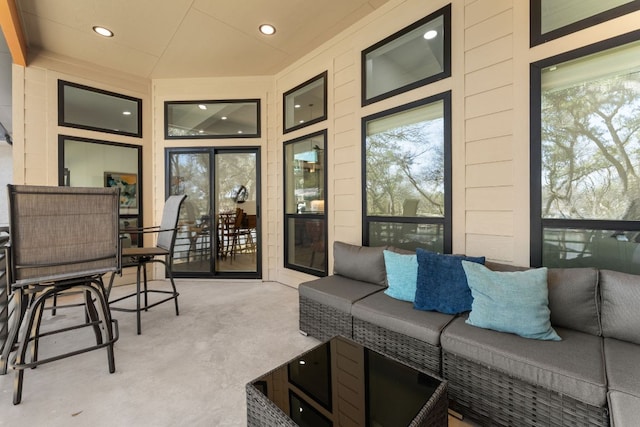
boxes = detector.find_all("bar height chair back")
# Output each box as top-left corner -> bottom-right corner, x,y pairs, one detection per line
5,184 -> 121,404
107,194 -> 186,335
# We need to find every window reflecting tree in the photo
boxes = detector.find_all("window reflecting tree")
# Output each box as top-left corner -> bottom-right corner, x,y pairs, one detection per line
542,71 -> 640,221
363,96 -> 451,252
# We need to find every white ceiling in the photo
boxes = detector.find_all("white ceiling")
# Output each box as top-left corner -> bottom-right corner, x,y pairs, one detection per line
17,0 -> 392,79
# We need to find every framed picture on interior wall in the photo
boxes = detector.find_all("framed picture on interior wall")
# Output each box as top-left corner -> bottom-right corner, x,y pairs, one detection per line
104,172 -> 138,209
283,71 -> 327,133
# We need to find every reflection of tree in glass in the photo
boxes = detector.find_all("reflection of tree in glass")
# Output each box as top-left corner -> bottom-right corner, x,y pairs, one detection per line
542,72 -> 640,221
366,116 -> 444,218
216,153 -> 257,212
170,153 -> 210,218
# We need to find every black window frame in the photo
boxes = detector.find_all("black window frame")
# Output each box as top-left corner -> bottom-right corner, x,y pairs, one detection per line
283,129 -> 328,277
164,99 -> 261,139
362,92 -> 452,253
530,29 -> 640,267
361,4 -> 451,106
58,80 -> 143,138
58,134 -> 143,247
530,0 -> 640,47
283,71 -> 328,134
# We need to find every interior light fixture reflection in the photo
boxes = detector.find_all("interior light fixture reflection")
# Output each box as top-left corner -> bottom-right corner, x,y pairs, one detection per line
259,24 -> 276,35
221,116 -> 227,120
122,111 -> 131,116
198,104 -> 207,110
93,26 -> 114,37
423,30 -> 438,40
294,104 -> 301,109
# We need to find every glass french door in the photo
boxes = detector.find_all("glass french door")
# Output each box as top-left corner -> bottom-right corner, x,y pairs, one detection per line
166,147 -> 261,278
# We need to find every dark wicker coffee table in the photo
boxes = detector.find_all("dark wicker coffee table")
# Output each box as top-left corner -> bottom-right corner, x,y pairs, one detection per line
246,336 -> 447,426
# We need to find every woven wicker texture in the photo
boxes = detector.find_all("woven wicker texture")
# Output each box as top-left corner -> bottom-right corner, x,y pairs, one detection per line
409,378 -> 449,427
247,337 -> 449,427
299,295 -> 352,341
443,351 -> 610,426
352,317 -> 442,375
246,383 -> 298,427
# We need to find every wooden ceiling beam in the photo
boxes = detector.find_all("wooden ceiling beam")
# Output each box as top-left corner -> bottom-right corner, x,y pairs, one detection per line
0,0 -> 27,66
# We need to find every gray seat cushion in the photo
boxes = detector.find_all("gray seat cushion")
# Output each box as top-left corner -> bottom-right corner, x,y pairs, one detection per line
441,316 -> 607,407
600,269 -> 640,344
608,391 -> 640,427
604,338 -> 640,396
299,275 -> 384,313
351,291 -> 455,346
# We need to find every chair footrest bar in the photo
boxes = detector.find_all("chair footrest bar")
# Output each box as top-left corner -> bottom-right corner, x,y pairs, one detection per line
10,319 -> 118,371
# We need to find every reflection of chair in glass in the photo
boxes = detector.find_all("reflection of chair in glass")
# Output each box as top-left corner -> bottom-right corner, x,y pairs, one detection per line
184,201 -> 210,262
305,220 -> 325,268
5,185 -> 120,404
108,195 -> 186,335
230,208 -> 256,262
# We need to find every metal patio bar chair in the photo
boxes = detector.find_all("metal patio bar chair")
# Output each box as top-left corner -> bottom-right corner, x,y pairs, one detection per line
5,184 -> 121,405
0,226 -> 14,375
107,194 -> 186,335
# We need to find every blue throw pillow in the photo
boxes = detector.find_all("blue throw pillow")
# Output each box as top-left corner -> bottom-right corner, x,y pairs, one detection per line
413,249 -> 485,314
462,261 -> 561,341
383,250 -> 418,302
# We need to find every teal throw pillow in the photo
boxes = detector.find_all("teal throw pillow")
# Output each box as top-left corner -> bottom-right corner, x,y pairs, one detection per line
383,250 -> 418,302
462,261 -> 561,341
413,249 -> 485,314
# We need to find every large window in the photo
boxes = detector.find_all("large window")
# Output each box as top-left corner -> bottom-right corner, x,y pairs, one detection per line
363,93 -> 451,252
59,135 -> 142,247
531,31 -> 640,273
531,0 -> 640,46
284,130 -> 327,276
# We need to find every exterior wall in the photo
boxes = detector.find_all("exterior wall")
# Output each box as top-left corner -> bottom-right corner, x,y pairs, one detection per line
11,0 -> 640,285
11,52 -> 151,284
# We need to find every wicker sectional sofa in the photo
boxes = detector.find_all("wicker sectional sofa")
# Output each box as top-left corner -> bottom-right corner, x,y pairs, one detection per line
298,242 -> 640,426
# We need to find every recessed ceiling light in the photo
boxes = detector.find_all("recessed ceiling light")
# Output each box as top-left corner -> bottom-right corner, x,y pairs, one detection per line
294,104 -> 301,109
198,104 -> 207,110
93,26 -> 114,37
221,116 -> 227,120
237,130 -> 243,134
423,30 -> 438,40
122,111 -> 131,116
259,24 -> 276,35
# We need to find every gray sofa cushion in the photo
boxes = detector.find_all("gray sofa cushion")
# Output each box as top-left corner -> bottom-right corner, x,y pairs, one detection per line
333,241 -> 388,286
351,291 -> 455,346
600,269 -> 640,344
608,391 -> 640,427
299,275 -> 384,313
547,267 -> 601,336
441,316 -> 607,407
604,338 -> 640,396
485,261 -> 528,272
